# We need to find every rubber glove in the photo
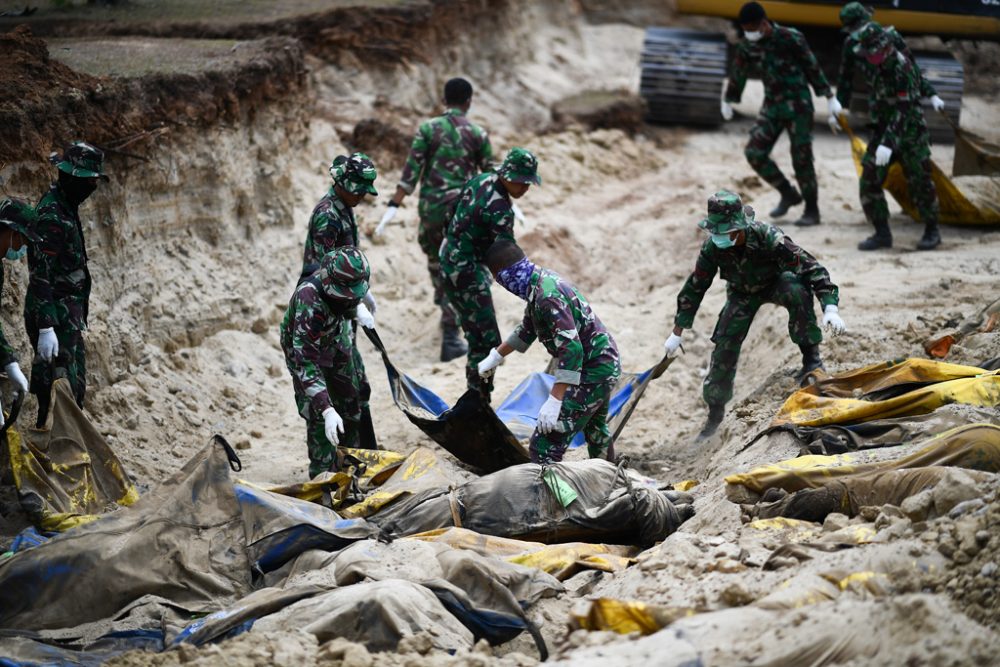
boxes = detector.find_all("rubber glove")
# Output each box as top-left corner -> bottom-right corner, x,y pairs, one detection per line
362,290 -> 377,315
930,95 -> 945,112
536,394 -> 563,434
822,305 -> 846,335
37,327 -> 58,362
5,361 -> 28,394
375,204 -> 398,236
663,332 -> 683,358
322,407 -> 344,445
875,145 -> 893,167
511,204 -> 526,225
355,303 -> 375,329
720,100 -> 734,122
827,97 -> 844,134
477,347 -> 504,377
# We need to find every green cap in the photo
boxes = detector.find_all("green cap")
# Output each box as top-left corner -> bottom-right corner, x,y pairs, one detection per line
853,22 -> 889,56
498,147 -> 541,185
319,246 -> 370,302
698,190 -> 749,234
0,198 -> 41,243
55,141 -> 108,181
330,152 -> 378,196
839,2 -> 872,30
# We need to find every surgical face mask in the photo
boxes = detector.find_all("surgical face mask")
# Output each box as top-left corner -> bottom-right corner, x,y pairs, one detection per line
5,245 -> 26,261
710,232 -> 737,249
744,30 -> 763,42
865,50 -> 887,66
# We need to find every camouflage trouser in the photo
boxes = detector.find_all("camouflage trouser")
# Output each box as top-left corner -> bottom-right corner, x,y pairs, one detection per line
745,112 -> 817,202
860,133 -> 938,232
530,380 -> 615,464
289,352 -> 371,478
26,320 -> 85,426
704,272 -> 822,407
440,261 -> 500,395
417,215 -> 458,329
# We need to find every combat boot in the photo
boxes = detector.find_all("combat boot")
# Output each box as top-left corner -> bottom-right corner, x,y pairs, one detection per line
916,225 -> 941,251
440,325 -> 468,362
858,222 -> 892,251
793,199 -> 820,226
695,404 -> 725,441
797,344 -> 825,385
770,184 -> 803,218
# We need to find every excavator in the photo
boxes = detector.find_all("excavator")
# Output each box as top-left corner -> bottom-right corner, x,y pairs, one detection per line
640,1 -> 1000,139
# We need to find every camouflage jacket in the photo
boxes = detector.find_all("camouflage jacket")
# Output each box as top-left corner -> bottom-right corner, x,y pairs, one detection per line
725,24 -> 832,119
280,276 -> 356,415
835,26 -> 936,111
506,268 -> 621,386
0,262 -> 15,367
675,219 -> 839,329
865,49 -> 931,150
300,187 -> 358,278
26,183 -> 92,331
440,172 -> 516,271
399,109 -> 494,225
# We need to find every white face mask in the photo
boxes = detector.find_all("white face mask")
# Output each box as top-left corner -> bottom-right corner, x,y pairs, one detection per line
745,30 -> 763,42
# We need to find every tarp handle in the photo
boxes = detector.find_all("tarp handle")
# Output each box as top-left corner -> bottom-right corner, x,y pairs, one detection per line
212,434 -> 243,472
1,390 -> 24,436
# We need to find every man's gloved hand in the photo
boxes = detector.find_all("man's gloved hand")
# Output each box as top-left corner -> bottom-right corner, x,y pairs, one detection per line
823,304 -> 846,335
477,347 -> 504,377
5,361 -> 28,395
536,394 -> 563,434
37,327 -> 58,362
362,290 -> 377,315
355,303 -> 375,330
720,100 -> 734,122
663,332 -> 683,358
827,97 -> 844,134
875,145 -> 893,167
322,406 -> 344,445
375,204 -> 398,236
930,95 -> 946,112
511,204 -> 527,225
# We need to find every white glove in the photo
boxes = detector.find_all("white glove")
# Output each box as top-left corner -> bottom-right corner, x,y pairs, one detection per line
322,406 -> 344,446
362,290 -> 377,315
0,395 -> 4,429
355,302 -> 375,329
536,394 -> 563,434
477,347 -> 504,377
375,205 -> 397,236
823,304 -> 846,336
663,333 -> 683,358
511,203 -> 526,225
875,145 -> 893,167
930,95 -> 945,112
5,362 -> 28,394
720,100 -> 734,121
37,327 -> 58,362
827,97 -> 844,134
827,96 -> 843,118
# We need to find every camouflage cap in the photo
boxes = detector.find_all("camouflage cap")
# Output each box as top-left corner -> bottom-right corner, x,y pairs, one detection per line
852,22 -> 889,56
839,2 -> 872,30
498,147 -> 541,185
0,198 -> 41,244
319,246 -> 370,302
55,141 -> 109,181
698,190 -> 749,234
330,152 -> 378,196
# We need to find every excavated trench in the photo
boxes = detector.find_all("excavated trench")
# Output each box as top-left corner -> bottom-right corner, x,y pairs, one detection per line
1,1 -> 999,664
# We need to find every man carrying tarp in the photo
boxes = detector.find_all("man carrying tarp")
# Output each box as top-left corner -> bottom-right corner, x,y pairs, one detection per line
722,2 -> 838,227
477,241 -> 621,463
662,190 -> 846,440
848,22 -> 942,251
281,247 -> 371,478
440,147 -> 540,403
26,142 -> 107,426
0,199 -> 39,425
376,77 -> 494,362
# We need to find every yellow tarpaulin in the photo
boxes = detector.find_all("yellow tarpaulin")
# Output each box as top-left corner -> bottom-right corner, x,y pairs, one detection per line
259,448 -> 407,508
771,358 -> 999,428
570,598 -> 696,635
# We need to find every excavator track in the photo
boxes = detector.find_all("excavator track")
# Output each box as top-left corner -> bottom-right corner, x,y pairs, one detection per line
640,27 -> 729,125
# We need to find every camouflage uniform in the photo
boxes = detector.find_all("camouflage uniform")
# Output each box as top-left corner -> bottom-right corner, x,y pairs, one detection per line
398,108 -> 493,327
0,199 -> 39,371
440,147 -> 540,396
726,24 -> 832,205
281,248 -> 370,478
835,26 -> 936,115
674,193 -> 839,408
505,267 -> 621,463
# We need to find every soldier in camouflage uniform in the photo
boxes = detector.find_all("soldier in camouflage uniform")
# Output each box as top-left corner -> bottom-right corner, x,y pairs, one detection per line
440,147 -> 540,402
478,241 -> 621,463
26,141 -> 108,426
377,78 -> 493,362
724,2 -> 838,227
0,199 -> 40,425
300,152 -> 379,448
849,23 -> 942,251
281,247 -> 371,478
663,191 -> 845,440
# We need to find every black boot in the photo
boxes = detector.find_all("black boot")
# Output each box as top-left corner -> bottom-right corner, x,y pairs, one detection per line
440,325 -> 468,362
797,344 -> 825,385
696,404 -> 725,441
916,224 -> 941,251
770,184 -> 803,218
857,222 -> 892,251
793,199 -> 820,226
